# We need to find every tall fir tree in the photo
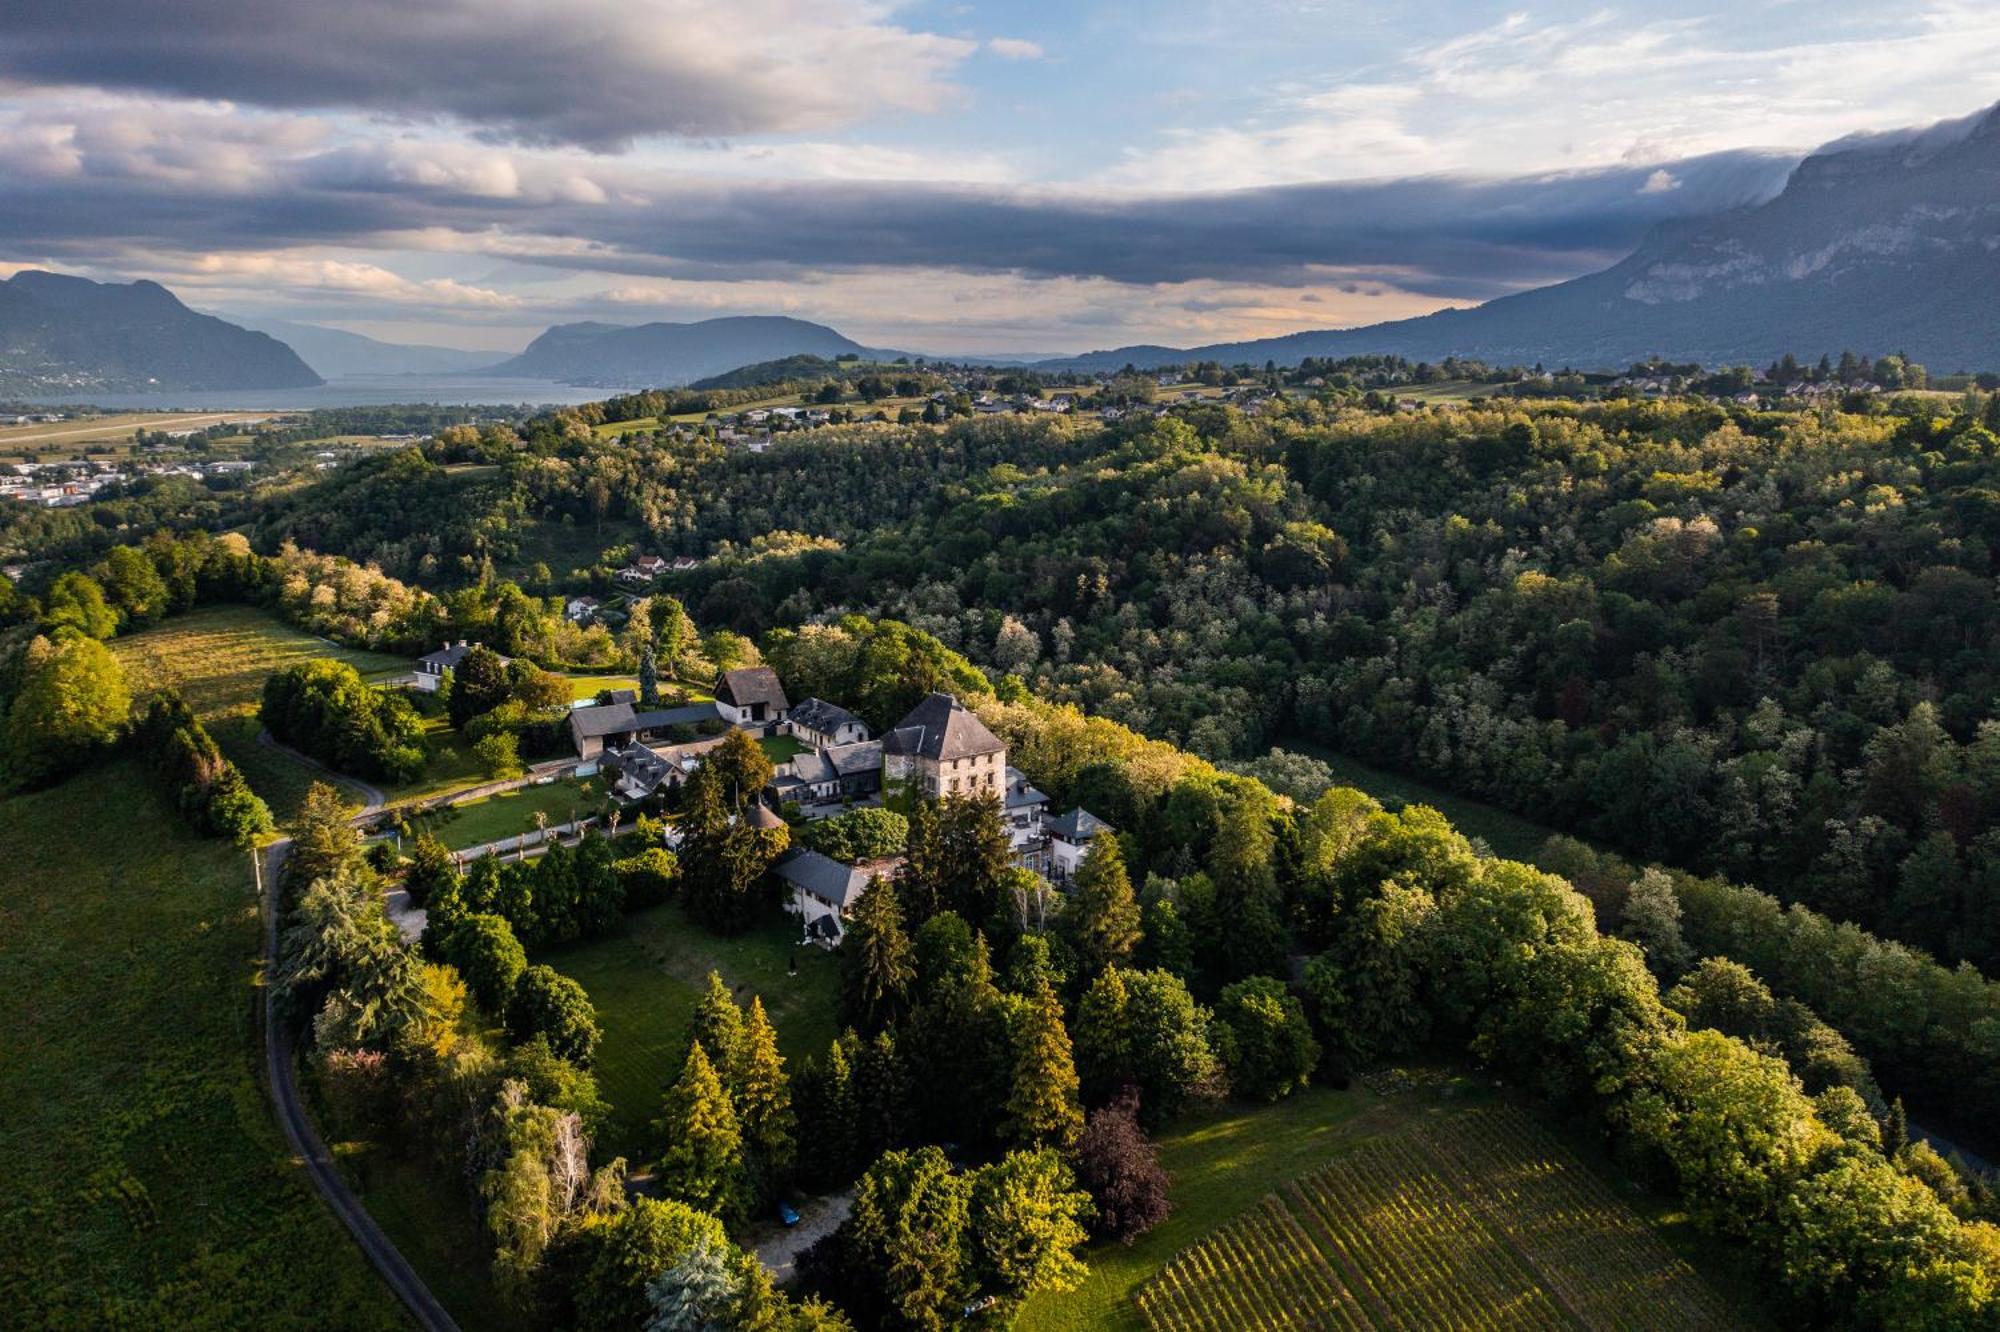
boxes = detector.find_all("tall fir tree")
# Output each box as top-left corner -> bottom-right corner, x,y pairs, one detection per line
689,969 -> 747,1075
1067,834 -> 1142,976
735,997 -> 796,1193
1005,976 -> 1085,1150
638,644 -> 660,708
844,876 -> 915,1029
654,1041 -> 746,1223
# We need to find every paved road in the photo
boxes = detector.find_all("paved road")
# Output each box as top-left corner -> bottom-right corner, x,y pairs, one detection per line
257,729 -> 389,814
259,838 -> 458,1332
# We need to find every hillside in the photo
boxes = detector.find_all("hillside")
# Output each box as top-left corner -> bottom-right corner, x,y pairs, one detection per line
230,317 -> 496,378
1040,102 -> 2000,373
480,315 -> 887,386
0,270 -> 322,393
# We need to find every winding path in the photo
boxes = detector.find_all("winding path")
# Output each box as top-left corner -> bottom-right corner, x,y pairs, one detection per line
258,828 -> 457,1332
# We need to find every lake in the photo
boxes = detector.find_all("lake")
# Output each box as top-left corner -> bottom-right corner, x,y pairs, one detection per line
34,375 -> 612,411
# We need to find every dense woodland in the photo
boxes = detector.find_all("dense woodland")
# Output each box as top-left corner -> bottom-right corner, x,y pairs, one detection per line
13,380 -> 2000,1325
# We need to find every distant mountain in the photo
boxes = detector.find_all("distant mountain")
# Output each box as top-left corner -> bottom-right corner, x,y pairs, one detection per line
230,318 -> 496,378
481,316 -> 889,386
1037,103 -> 2000,374
0,270 -> 321,393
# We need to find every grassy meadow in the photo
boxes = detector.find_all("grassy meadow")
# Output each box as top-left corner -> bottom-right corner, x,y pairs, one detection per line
112,605 -> 407,812
538,904 -> 842,1161
0,761 -> 404,1328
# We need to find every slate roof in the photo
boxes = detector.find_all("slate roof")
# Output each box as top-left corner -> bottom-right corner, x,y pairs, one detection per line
790,696 -> 866,737
1005,766 -> 1049,811
881,693 -> 1003,762
418,641 -> 509,673
570,700 -> 723,740
717,666 -> 789,712
1046,807 -> 1113,842
772,848 -> 899,910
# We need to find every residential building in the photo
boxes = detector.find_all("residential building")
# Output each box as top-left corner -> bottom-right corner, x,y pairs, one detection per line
881,692 -> 1005,800
775,849 -> 903,946
570,699 -> 725,761
715,666 -> 790,725
564,595 -> 600,624
769,739 -> 883,807
615,554 -> 667,587
413,640 -> 510,693
1047,807 -> 1115,881
1003,766 -> 1051,875
787,697 -> 872,748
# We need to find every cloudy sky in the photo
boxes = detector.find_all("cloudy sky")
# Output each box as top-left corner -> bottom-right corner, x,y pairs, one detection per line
3,0 -> 1998,355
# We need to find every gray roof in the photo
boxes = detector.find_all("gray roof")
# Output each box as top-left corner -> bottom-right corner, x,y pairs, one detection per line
881,693 -> 1003,762
1047,807 -> 1113,842
825,740 -> 883,776
786,750 -> 839,787
418,641 -> 509,672
790,696 -> 866,736
570,699 -> 723,740
717,666 -> 789,712
1005,766 -> 1049,811
773,848 -> 887,909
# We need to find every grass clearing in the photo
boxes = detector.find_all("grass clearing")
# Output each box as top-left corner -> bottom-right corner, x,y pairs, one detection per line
759,734 -> 808,764
565,673 -> 640,701
114,605 -> 408,812
0,761 -> 403,1327
412,776 -> 607,851
539,904 -> 842,1160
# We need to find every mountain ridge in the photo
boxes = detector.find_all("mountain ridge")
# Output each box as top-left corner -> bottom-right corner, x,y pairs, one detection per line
478,314 -> 901,385
0,271 -> 323,393
1029,101 -> 2000,374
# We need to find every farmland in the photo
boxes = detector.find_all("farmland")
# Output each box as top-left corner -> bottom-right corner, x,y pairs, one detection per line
1133,1101 -> 1744,1332
0,760 -> 402,1328
112,605 -> 407,811
0,410 -> 274,460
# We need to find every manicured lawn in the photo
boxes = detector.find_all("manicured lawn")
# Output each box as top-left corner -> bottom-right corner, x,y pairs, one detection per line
565,672 -> 639,701
539,905 -> 842,1161
114,604 -> 409,813
0,761 -> 403,1327
1016,1086 -> 1372,1332
413,777 -> 607,851
759,734 -> 808,764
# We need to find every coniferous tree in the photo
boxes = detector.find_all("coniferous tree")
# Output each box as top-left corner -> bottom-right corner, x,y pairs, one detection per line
1005,975 -> 1084,1150
735,997 -> 796,1193
638,644 -> 661,708
654,1041 -> 746,1223
1067,834 -> 1141,976
844,876 -> 914,1029
689,970 -> 746,1075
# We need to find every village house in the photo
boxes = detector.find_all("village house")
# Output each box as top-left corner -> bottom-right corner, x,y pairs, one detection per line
1004,766 -> 1051,875
615,554 -> 667,588
413,640 -> 511,693
600,733 -> 730,802
769,739 -> 883,807
1046,807 -> 1115,882
569,699 -> 725,762
776,848 -> 903,946
882,692 -> 1006,799
786,697 -> 872,748
715,666 -> 790,725
564,595 -> 601,625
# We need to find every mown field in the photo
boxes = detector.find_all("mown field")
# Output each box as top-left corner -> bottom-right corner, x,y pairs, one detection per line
1024,1079 -> 1759,1332
539,904 -> 842,1161
112,605 -> 407,812
0,410 -> 274,460
411,775 -> 606,851
0,761 -> 403,1328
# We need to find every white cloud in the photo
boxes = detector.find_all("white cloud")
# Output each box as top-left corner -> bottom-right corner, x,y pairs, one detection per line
1106,2 -> 2000,191
987,38 -> 1046,61
1639,169 -> 1680,195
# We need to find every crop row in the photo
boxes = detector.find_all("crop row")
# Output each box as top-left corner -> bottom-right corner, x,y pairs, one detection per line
1413,1107 -> 1740,1331
1136,1194 -> 1375,1332
1286,1132 -> 1571,1331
